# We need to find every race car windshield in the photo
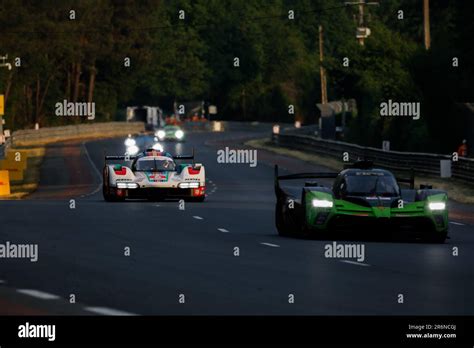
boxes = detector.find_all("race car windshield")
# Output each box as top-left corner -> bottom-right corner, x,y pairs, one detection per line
345,175 -> 400,197
135,159 -> 176,172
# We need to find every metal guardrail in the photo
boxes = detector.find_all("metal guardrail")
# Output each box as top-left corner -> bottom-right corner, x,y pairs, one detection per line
272,131 -> 474,183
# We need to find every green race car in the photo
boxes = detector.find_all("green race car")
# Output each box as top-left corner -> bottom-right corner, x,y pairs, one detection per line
274,161 -> 448,243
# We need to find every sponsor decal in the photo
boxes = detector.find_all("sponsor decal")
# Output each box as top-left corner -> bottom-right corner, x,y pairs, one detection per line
146,172 -> 168,182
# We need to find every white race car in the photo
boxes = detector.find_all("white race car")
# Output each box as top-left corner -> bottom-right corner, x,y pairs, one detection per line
103,149 -> 205,202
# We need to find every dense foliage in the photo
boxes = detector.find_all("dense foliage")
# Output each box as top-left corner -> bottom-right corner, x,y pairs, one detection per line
0,0 -> 472,151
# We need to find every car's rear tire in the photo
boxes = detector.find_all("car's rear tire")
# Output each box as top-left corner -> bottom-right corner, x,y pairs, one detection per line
103,185 -> 122,202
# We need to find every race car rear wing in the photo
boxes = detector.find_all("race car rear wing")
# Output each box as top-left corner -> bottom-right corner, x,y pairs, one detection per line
274,165 -> 338,195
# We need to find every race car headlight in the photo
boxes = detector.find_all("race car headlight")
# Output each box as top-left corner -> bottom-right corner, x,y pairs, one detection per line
312,199 -> 334,208
152,143 -> 164,151
126,145 -> 139,156
428,202 -> 446,211
156,130 -> 165,139
175,130 -> 184,139
124,138 -> 136,147
117,183 -> 127,189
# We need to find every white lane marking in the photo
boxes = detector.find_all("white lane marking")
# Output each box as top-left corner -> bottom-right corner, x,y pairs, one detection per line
81,141 -> 103,197
0,279 -> 5,284
260,242 -> 280,248
85,307 -> 137,316
449,221 -> 465,226
193,216 -> 204,220
155,204 -> 161,207
218,228 -> 229,233
17,289 -> 61,300
339,260 -> 370,267
209,180 -> 213,184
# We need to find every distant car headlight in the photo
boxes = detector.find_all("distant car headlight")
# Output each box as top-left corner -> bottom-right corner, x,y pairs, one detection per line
156,130 -> 165,139
126,145 -> 139,156
152,143 -> 163,151
312,199 -> 334,208
428,202 -> 446,210
124,138 -> 136,147
175,130 -> 184,139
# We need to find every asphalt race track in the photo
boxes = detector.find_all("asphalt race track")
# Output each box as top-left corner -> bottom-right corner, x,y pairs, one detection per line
0,127 -> 473,315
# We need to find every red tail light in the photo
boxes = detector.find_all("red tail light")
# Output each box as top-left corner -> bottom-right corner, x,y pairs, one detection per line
188,167 -> 201,175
